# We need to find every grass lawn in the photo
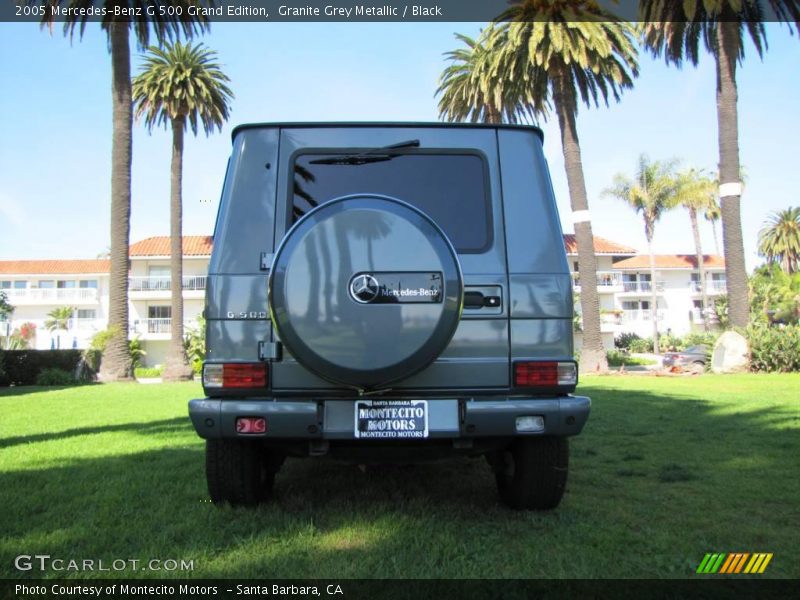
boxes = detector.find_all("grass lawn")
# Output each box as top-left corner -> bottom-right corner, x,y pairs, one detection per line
1,375 -> 798,579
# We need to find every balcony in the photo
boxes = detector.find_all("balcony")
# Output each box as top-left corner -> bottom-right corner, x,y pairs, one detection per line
689,280 -> 727,294
621,309 -> 666,323
130,318 -> 172,338
5,287 -> 99,305
621,281 -> 665,294
571,271 -> 622,293
129,276 -> 206,299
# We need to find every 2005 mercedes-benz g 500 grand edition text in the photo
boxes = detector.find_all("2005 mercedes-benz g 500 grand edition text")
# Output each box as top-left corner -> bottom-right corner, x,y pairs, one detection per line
189,123 -> 590,510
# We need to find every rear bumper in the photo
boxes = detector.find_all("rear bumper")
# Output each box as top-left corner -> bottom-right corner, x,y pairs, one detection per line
189,395 -> 590,440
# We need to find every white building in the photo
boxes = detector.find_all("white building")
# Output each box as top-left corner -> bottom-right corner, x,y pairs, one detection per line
0,236 -> 211,366
1,234 -> 725,362
566,235 -> 726,349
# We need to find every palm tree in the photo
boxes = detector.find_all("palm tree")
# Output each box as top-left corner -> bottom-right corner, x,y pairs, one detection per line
758,207 -> 800,273
603,156 -> 677,354
133,41 -> 233,381
45,306 -> 76,350
32,1 -> 213,381
672,168 -> 717,330
640,0 -> 800,328
704,198 -> 722,256
436,28 -> 537,124
483,2 -> 639,373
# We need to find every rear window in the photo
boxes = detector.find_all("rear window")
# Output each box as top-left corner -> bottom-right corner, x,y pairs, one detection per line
291,152 -> 492,253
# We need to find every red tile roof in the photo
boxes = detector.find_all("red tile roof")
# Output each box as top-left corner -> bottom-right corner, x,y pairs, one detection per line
0,260 -> 110,275
129,235 -> 213,257
613,255 -> 726,270
563,234 -> 637,255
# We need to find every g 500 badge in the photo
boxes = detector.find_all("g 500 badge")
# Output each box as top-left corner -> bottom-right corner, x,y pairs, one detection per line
349,272 -> 443,304
226,311 -> 268,319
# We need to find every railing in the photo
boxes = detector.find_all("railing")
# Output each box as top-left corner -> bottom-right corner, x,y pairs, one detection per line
4,288 -> 98,302
622,281 -> 664,293
128,276 -> 207,292
621,309 -> 666,323
600,312 -> 623,326
690,280 -> 727,294
709,280 -> 727,293
571,271 -> 622,290
131,318 -> 172,335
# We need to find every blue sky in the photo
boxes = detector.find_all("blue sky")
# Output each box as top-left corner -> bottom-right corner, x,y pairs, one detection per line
0,21 -> 798,270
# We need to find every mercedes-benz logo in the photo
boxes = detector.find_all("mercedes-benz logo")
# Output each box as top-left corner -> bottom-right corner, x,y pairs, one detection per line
350,274 -> 380,303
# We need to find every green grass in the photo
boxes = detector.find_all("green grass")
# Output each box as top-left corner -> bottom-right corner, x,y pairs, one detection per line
1,375 -> 798,579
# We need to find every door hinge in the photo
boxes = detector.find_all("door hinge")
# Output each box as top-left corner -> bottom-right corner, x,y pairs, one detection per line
258,341 -> 282,361
260,252 -> 274,271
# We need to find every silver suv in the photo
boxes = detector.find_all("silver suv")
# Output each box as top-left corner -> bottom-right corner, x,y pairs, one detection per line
189,123 -> 590,510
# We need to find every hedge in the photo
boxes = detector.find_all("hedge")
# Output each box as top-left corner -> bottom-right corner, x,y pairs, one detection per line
0,350 -> 85,386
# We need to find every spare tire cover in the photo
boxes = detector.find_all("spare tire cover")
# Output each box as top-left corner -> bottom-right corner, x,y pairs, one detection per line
269,195 -> 463,389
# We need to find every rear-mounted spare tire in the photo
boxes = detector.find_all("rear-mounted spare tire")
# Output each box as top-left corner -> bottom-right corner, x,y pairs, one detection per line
269,195 -> 464,389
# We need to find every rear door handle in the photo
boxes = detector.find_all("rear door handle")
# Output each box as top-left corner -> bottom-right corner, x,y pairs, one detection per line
464,291 -> 501,309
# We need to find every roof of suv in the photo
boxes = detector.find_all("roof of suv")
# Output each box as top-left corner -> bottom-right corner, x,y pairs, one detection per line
231,121 -> 544,142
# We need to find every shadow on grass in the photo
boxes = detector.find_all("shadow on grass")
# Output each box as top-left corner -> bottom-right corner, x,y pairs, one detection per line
0,383 -> 101,398
0,417 -> 188,449
1,382 -> 798,578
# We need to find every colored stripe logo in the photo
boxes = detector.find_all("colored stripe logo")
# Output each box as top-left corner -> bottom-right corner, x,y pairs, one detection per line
696,553 -> 773,574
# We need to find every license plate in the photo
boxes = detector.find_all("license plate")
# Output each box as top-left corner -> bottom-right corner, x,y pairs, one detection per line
354,399 -> 428,439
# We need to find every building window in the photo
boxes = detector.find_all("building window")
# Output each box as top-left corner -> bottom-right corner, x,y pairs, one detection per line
573,261 -> 579,272
79,280 -> 98,289
77,309 -> 96,320
38,280 -> 55,288
57,280 -> 76,289
147,305 -> 171,334
148,306 -> 171,320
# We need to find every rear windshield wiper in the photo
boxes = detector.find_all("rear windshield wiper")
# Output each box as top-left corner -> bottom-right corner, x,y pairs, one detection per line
309,139 -> 420,165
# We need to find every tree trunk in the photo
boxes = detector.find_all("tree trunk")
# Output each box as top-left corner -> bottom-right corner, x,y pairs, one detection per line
99,21 -> 133,382
553,67 -> 607,373
163,116 -> 193,381
711,219 -> 721,256
647,235 -> 659,354
716,18 -> 749,329
689,207 -> 709,331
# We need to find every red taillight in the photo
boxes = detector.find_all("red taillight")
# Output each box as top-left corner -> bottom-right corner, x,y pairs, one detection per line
514,361 -> 577,388
236,417 -> 267,434
224,363 -> 267,388
204,363 -> 267,388
515,361 -> 558,386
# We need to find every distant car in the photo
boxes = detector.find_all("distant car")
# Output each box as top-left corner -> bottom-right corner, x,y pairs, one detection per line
662,345 -> 709,373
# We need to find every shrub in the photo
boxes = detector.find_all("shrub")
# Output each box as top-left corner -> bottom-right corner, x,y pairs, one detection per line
606,350 -> 657,367
614,332 -> 642,350
134,367 -> 163,378
659,332 -> 685,352
35,368 -> 77,386
129,337 -> 146,369
682,331 -> 720,349
84,327 -> 145,373
0,350 -> 84,386
747,324 -> 800,372
628,337 -> 654,353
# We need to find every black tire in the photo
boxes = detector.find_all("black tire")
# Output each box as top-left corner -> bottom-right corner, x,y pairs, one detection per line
690,361 -> 705,374
491,437 -> 569,510
205,440 -> 282,506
